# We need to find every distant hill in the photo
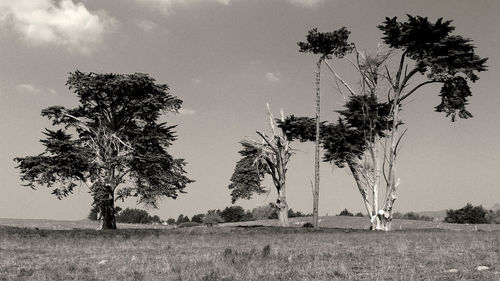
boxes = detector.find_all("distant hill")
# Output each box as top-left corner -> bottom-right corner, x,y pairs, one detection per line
491,203 -> 500,211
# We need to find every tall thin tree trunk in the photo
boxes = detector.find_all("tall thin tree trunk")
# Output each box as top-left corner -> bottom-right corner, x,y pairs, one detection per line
312,58 -> 322,228
370,139 -> 382,230
382,91 -> 401,231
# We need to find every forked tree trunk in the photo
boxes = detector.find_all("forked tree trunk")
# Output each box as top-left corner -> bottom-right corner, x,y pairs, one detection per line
312,58 -> 322,228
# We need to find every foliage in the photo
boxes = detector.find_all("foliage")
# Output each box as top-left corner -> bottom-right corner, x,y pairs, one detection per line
228,142 -> 268,203
355,212 -> 364,217
298,27 -> 354,59
191,213 -> 205,224
176,214 -> 190,225
115,208 -> 161,224
166,218 -> 176,225
14,71 -> 193,229
338,209 -> 354,216
251,204 -> 278,220
444,203 -> 489,224
302,222 -> 314,228
485,210 -> 500,224
378,15 -> 487,120
203,211 -> 223,226
221,206 -> 246,223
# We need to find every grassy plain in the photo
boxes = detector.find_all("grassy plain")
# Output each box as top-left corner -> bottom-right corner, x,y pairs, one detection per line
0,222 -> 499,281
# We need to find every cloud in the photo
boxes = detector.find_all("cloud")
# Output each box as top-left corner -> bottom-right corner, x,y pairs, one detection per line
0,0 -> 116,53
16,83 -> 41,94
134,0 -> 232,14
265,72 -> 280,83
15,83 -> 57,95
178,108 -> 196,115
286,0 -> 324,8
135,19 -> 157,32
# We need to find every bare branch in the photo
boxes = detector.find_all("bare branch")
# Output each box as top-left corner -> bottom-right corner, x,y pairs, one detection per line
324,60 -> 358,96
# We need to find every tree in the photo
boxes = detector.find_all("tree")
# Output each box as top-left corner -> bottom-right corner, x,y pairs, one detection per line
229,105 -> 292,226
191,213 -> 205,224
14,71 -> 193,229
338,208 -> 354,216
116,208 -> 155,224
298,27 -> 354,228
291,16 -> 487,231
88,205 -> 122,221
166,218 -> 176,225
176,214 -> 190,225
221,206 -> 246,222
444,203 -> 489,224
203,210 -> 223,226
373,15 -> 487,230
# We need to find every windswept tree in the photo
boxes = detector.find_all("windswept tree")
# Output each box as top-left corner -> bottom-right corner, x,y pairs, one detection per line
229,105 -> 292,226
298,27 -> 354,227
15,71 -> 193,229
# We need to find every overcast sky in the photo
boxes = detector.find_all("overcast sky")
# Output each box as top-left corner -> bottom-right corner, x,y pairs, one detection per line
0,0 -> 499,220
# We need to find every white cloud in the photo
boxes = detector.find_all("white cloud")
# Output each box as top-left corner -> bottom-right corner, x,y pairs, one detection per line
134,0 -> 232,14
178,108 -> 196,115
0,0 -> 116,53
135,19 -> 157,32
16,83 -> 41,94
15,83 -> 57,95
286,0 -> 324,8
265,72 -> 280,83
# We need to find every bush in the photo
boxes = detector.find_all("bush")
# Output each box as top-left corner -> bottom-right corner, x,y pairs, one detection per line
191,214 -> 205,223
203,211 -> 223,226
251,204 -> 277,220
177,222 -> 201,228
166,218 -> 176,225
486,210 -> 500,224
115,208 -> 159,224
444,203 -> 489,224
221,206 -> 246,222
338,208 -> 354,216
355,212 -> 364,217
176,214 -> 190,225
303,222 -> 313,228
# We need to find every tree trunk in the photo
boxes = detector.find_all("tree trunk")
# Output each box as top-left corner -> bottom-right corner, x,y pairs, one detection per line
97,183 -> 117,230
277,195 -> 289,227
312,58 -> 322,228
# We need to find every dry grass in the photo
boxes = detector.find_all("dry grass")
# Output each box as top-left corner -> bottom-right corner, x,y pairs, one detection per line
0,225 -> 499,281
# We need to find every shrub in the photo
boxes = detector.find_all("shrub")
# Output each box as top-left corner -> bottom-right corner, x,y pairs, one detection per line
166,218 -> 176,225
444,203 -> 489,224
191,214 -> 205,223
177,222 -> 201,228
355,212 -> 364,217
203,212 -> 223,226
303,222 -> 313,228
251,204 -> 277,220
116,208 -> 157,224
221,206 -> 246,222
176,214 -> 190,225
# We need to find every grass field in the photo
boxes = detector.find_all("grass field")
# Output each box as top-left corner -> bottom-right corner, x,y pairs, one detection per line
0,221 -> 499,281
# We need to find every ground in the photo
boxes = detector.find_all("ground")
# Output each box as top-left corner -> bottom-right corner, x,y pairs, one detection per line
0,218 -> 499,281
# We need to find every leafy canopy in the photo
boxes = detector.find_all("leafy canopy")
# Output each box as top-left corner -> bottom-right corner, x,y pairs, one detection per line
15,71 -> 192,207
378,15 -> 487,121
298,27 -> 354,59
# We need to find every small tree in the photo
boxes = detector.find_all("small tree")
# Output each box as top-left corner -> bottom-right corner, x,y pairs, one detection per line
203,211 -> 223,226
338,208 -> 354,216
176,214 -> 190,225
298,27 -> 354,228
191,213 -> 205,224
15,71 -> 193,229
229,105 -> 292,226
221,206 -> 246,222
166,218 -> 176,225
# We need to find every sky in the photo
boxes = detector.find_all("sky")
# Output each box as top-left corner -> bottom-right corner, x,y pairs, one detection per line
0,0 -> 499,221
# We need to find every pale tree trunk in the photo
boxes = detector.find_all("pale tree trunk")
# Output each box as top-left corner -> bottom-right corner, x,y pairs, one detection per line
381,91 -> 402,231
369,139 -> 382,230
312,58 -> 322,228
276,185 -> 289,227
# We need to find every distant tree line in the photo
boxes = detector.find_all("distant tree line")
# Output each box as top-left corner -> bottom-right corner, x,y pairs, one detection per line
89,206 -> 161,224
165,204 -> 310,227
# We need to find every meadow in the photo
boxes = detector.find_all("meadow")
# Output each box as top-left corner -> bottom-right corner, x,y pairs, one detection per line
0,219 -> 499,281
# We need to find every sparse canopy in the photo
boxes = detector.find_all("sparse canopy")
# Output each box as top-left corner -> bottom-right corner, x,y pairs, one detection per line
15,71 -> 193,229
298,27 -> 354,59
